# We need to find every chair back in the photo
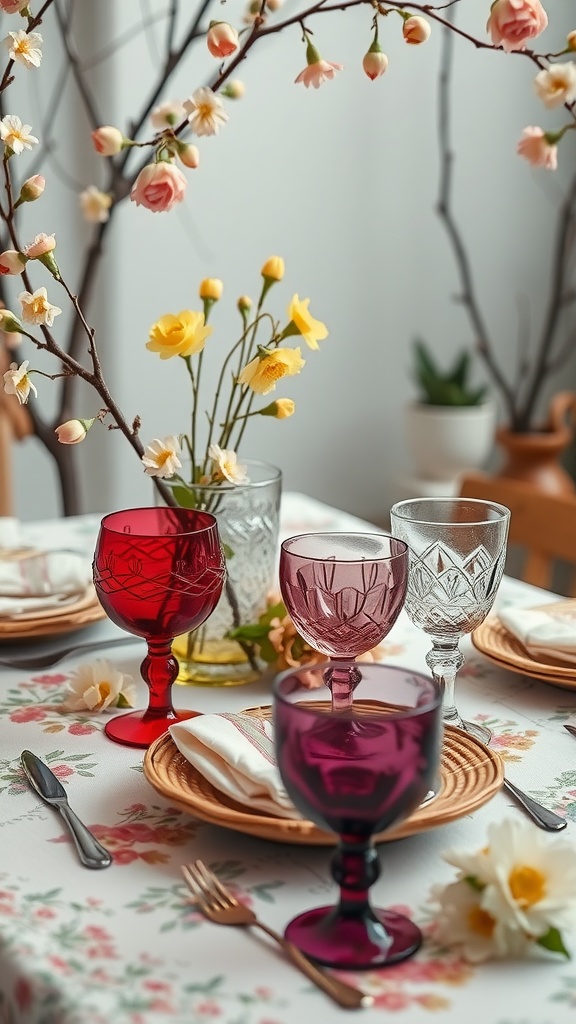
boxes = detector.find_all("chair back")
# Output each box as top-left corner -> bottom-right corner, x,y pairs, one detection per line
458,471 -> 576,596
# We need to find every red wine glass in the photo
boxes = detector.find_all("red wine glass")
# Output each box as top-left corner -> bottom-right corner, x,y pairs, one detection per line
93,506 -> 225,748
279,533 -> 408,710
274,661 -> 442,969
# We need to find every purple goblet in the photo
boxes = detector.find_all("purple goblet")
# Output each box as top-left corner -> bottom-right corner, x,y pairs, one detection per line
279,533 -> 408,710
93,506 -> 225,748
274,661 -> 442,969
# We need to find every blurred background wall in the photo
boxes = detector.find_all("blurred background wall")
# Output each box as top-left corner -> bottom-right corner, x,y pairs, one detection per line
6,0 -> 575,523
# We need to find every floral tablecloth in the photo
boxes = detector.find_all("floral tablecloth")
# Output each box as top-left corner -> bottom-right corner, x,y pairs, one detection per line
0,495 -> 575,1024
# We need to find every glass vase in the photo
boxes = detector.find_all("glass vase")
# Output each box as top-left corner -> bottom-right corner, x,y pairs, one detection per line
171,461 -> 282,686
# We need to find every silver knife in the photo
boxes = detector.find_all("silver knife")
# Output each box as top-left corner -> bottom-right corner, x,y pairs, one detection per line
20,751 -> 112,869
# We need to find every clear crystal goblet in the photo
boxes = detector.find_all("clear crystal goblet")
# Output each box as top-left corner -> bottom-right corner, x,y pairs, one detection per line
390,497 -> 510,743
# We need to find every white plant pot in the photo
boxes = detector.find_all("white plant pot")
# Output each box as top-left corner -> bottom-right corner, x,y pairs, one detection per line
405,401 -> 497,482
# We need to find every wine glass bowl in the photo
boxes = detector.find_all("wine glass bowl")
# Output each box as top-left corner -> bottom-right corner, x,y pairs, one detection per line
279,533 -> 408,710
274,661 -> 442,969
93,506 -> 225,748
390,497 -> 510,742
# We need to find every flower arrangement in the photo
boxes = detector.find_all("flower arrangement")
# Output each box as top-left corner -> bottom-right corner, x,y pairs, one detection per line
0,0 -> 572,508
431,818 -> 576,962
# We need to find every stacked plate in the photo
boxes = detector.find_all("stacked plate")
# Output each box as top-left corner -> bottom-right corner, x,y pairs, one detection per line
143,707 -> 504,846
472,614 -> 576,691
0,584 -> 106,641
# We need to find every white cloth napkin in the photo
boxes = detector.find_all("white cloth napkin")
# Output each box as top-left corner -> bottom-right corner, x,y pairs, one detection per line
499,601 -> 576,664
0,517 -> 92,618
169,713 -> 301,819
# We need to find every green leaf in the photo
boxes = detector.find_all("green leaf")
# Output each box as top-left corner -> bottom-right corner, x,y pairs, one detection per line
221,542 -> 234,560
464,875 -> 485,892
116,693 -> 133,709
171,485 -> 197,509
537,926 -> 571,958
228,624 -> 270,641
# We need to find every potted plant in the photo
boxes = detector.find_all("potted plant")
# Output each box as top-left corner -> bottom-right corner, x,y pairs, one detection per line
406,340 -> 496,486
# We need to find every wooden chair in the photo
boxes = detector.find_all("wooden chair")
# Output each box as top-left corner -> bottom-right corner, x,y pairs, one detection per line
458,471 -> 576,596
0,350 -> 34,516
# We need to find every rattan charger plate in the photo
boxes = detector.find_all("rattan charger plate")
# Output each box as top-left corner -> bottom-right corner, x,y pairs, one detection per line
472,617 -> 576,691
143,708 -> 504,845
0,585 -> 106,640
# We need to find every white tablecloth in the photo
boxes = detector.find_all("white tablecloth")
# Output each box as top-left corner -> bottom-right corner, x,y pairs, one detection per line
0,495 -> 575,1023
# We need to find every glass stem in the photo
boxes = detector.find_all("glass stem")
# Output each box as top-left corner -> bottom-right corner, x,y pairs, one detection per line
141,639 -> 178,721
331,837 -> 390,945
425,639 -> 464,729
324,660 -> 362,712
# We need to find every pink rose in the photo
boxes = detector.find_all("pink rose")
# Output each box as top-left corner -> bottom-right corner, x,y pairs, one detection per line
487,0 -> 548,52
517,125 -> 558,169
130,162 -> 187,213
0,0 -> 29,11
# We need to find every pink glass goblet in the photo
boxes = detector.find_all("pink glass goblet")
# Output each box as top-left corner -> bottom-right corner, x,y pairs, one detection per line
93,506 -> 225,748
279,533 -> 408,710
274,661 -> 442,969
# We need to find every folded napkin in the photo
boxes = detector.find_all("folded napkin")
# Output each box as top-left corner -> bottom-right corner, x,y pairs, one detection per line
0,517 -> 92,618
499,600 -> 576,665
169,713 -> 301,819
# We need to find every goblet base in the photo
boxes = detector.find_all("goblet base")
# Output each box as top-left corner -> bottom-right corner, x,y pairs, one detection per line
461,719 -> 492,745
284,905 -> 422,970
104,708 -> 201,749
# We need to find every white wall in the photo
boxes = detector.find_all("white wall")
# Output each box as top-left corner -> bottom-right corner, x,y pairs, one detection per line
9,0 -> 576,523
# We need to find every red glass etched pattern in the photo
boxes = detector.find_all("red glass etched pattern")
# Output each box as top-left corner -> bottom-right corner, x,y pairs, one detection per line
93,506 -> 225,748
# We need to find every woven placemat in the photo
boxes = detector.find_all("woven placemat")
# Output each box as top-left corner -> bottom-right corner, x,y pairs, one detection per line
143,712 -> 503,846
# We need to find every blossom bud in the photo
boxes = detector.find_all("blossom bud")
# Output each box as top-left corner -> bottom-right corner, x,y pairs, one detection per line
266,0 -> 283,10
0,250 -> 26,275
222,79 -> 246,99
0,309 -> 23,332
91,125 -> 125,157
207,21 -> 239,58
362,41 -> 388,80
261,256 -> 284,281
55,418 -> 95,445
23,233 -> 55,259
260,398 -> 295,418
19,174 -> 45,203
237,295 -> 252,313
403,16 -> 431,44
568,30 -> 576,51
177,142 -> 200,169
199,278 -> 223,301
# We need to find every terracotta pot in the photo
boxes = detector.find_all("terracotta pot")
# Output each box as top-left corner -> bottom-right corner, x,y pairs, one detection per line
495,392 -> 576,495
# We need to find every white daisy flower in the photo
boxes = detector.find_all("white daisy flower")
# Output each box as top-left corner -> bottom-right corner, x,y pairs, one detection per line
183,88 -> 229,137
208,443 -> 249,484
141,435 -> 182,478
64,660 -> 136,713
3,359 -> 37,404
18,286 -> 62,326
4,29 -> 43,68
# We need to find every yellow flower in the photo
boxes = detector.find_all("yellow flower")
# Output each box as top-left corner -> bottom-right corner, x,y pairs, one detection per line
286,294 -> 328,351
146,310 -> 212,359
237,294 -> 252,313
238,347 -> 305,395
260,398 -> 295,418
261,256 -> 284,281
199,278 -> 223,301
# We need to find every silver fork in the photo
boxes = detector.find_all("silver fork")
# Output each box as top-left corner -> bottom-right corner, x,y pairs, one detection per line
181,860 -> 372,1010
0,636 -> 138,671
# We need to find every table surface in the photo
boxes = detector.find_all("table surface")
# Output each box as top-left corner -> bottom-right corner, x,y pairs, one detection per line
1,494 -> 575,1024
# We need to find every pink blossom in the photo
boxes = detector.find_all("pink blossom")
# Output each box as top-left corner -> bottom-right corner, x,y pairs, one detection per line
52,764 -> 74,778
10,707 -> 47,723
207,22 -> 239,58
0,0 -> 29,11
91,125 -> 124,156
35,907 -> 56,919
487,0 -> 548,52
130,162 -> 187,213
295,58 -> 343,89
110,848 -> 139,865
23,232 -> 55,258
517,125 -> 557,169
68,722 -> 97,735
30,673 -> 67,685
